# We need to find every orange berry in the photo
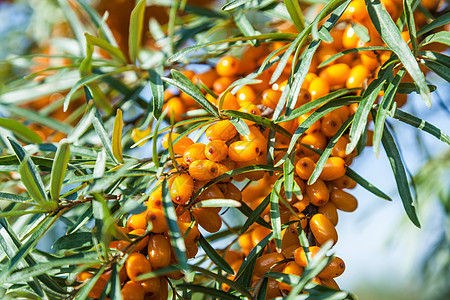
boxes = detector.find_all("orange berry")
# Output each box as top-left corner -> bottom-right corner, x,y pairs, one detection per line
178,220 -> 201,244
148,234 -> 171,269
254,252 -> 286,277
121,281 -> 145,300
261,89 -> 281,109
308,77 -> 330,101
298,114 -> 321,135
320,63 -> 351,87
164,97 -> 186,121
279,261 -> 303,293
331,136 -> 350,158
193,69 -> 218,89
235,85 -> 257,105
318,256 -> 345,279
330,189 -> 358,212
319,157 -> 347,181
330,175 -> 357,189
306,179 -> 330,206
161,133 -> 194,155
299,132 -> 328,156
169,174 -> 194,204
218,92 -> 241,110
395,93 -> 407,107
228,141 -> 260,162
282,227 -> 301,250
317,45 -> 338,64
216,56 -> 241,77
310,213 -> 338,245
346,65 -> 370,89
294,246 -> 321,267
189,159 -> 219,181
222,182 -> 242,201
205,120 -> 237,141
342,24 -> 360,49
127,212 -> 148,231
147,209 -> 168,233
140,277 -> 160,296
293,195 -> 310,213
345,0 -> 369,22
295,157 -> 316,180
213,76 -> 236,94
193,208 -> 222,233
251,225 -> 272,246
128,229 -> 149,252
321,278 -> 340,290
238,104 -> 261,125
205,140 -> 228,162
320,113 -> 343,137
126,252 -> 152,282
183,143 -> 207,165
318,201 -> 339,226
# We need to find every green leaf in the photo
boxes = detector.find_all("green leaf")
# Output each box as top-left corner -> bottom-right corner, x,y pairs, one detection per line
163,70 -> 219,117
85,33 -> 127,64
0,118 -> 42,144
229,117 -> 250,136
50,140 -> 71,203
403,0 -> 418,55
177,284 -> 241,300
8,138 -> 53,209
222,0 -> 252,10
162,178 -> 189,270
234,10 -> 259,46
112,109 -> 124,163
56,0 -> 86,55
345,167 -> 391,200
0,192 -> 32,203
52,232 -> 93,251
419,31 -> 450,48
419,51 -> 450,68
311,0 -> 348,42
373,69 -> 404,156
284,0 -> 305,32
352,22 -> 370,43
0,209 -> 47,218
283,151 -> 296,202
365,0 -> 431,107
240,194 -> 271,234
318,46 -> 389,67
148,66 -> 165,120
109,263 -> 122,300
223,110 -> 292,138
270,33 -> 305,85
396,82 -> 437,94
381,126 -> 420,227
421,59 -> 450,82
392,109 -> 450,146
346,71 -> 389,155
270,179 -> 283,251
91,97 -> 118,164
128,0 -> 146,63
198,235 -> 234,274
309,116 -> 353,185
416,12 -> 450,37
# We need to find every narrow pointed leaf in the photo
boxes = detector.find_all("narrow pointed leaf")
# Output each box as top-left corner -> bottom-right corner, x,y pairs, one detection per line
222,0 -> 251,10
128,0 -> 146,63
284,0 -> 305,32
50,140 -> 71,202
240,194 -> 271,234
346,168 -> 391,200
148,66 -> 164,120
112,109 -> 124,163
270,179 -> 283,251
0,118 -> 42,144
198,235 -> 234,274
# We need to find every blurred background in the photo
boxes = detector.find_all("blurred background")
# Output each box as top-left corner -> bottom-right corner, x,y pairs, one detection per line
1,1 -> 449,299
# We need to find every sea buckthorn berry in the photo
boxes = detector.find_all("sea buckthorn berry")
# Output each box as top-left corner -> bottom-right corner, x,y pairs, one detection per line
147,234 -> 171,270
295,157 -> 316,180
178,221 -> 201,244
228,141 -> 260,162
395,93 -> 407,107
282,245 -> 298,259
238,104 -> 261,125
321,113 -> 343,137
126,252 -> 151,282
161,133 -> 194,155
298,114 -> 321,134
299,132 -> 328,156
319,256 -> 346,279
216,56 -> 241,77
121,281 -> 145,300
317,45 -> 338,64
319,63 -> 351,87
251,225 -> 272,245
294,89 -> 312,108
321,278 -> 340,290
293,194 -> 311,212
194,69 -> 218,89
213,76 -> 236,94
318,201 -> 339,226
333,105 -> 351,123
346,65 -> 370,89
421,0 -> 440,10
238,232 -> 253,254
381,0 -> 399,20
193,208 -> 222,233
110,240 -> 130,252
308,77 -> 330,101
279,261 -> 303,293
331,136 -> 350,158
307,179 -> 330,206
319,157 -> 347,181
206,120 -> 237,141
282,227 -> 301,250
254,252 -> 286,277
218,92 -> 241,110
205,140 -> 228,162
235,85 -> 257,105
127,212 -> 148,231
330,189 -> 358,212
344,0 -> 369,22
360,53 -> 380,71
294,246 -> 321,267
140,277 -> 160,296
147,209 -> 168,233
169,174 -> 194,204
128,229 -> 149,252
197,184 -> 225,208
310,213 -> 338,245
189,160 -> 219,181
183,143 -> 207,165
222,182 -> 242,201
262,89 -> 281,109
331,175 -> 357,189
342,24 -> 360,49
164,97 -> 186,121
